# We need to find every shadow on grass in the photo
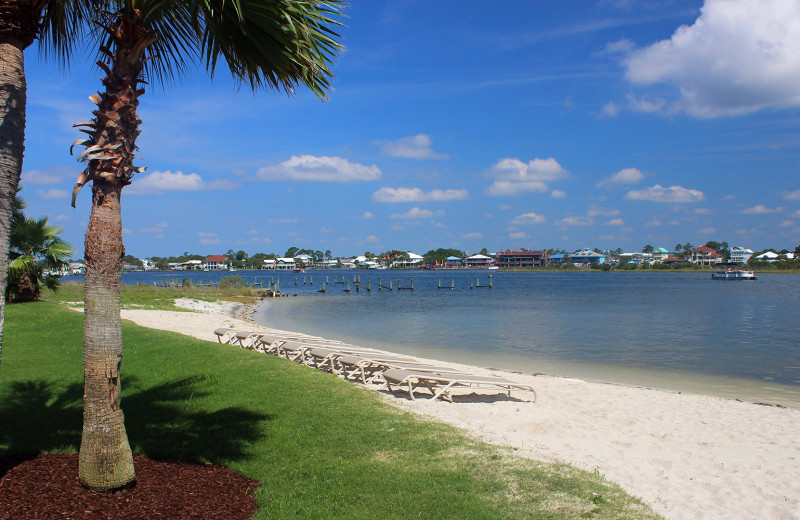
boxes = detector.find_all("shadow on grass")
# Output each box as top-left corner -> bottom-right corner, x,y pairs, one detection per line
0,375 -> 272,477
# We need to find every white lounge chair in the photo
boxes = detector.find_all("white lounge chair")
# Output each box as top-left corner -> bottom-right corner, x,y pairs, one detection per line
213,327 -> 237,344
382,368 -> 537,403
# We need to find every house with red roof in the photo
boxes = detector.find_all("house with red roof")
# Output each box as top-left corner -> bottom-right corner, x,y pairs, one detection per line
691,246 -> 722,266
203,255 -> 228,270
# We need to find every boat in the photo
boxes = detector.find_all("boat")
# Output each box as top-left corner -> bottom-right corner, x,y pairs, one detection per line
711,269 -> 757,281
487,265 -> 500,270
293,268 -> 305,273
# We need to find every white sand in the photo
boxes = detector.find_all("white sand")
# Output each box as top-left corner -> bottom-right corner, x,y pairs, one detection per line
120,298 -> 800,520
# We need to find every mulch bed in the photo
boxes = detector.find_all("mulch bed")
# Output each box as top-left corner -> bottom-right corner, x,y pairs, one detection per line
0,454 -> 259,520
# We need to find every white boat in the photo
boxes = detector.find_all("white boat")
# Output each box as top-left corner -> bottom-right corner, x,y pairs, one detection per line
487,265 -> 500,270
711,269 -> 757,280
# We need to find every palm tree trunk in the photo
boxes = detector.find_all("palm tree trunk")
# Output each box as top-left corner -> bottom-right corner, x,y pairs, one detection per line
0,40 -> 26,372
75,9 -> 156,492
78,180 -> 135,491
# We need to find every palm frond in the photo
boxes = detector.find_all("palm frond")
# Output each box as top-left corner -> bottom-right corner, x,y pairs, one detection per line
37,0 -> 104,66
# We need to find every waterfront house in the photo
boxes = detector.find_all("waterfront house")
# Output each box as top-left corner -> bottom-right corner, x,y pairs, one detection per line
754,251 -> 779,262
730,246 -> 754,264
691,246 -> 722,266
275,257 -> 295,270
570,249 -> 607,266
620,252 -> 653,265
652,248 -> 670,263
203,255 -> 228,270
465,254 -> 493,268
263,259 -> 277,269
392,252 -> 424,268
496,249 -> 547,268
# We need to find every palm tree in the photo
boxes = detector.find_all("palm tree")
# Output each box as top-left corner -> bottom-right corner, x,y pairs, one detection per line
70,1 -> 343,491
0,0 -> 94,381
8,214 -> 73,302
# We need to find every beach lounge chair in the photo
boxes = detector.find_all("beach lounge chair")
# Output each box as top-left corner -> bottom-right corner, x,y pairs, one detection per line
231,330 -> 265,349
213,328 -> 236,344
335,355 -> 466,385
382,368 -> 537,403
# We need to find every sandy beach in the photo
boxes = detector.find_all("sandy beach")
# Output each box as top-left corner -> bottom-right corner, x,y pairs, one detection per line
119,298 -> 800,520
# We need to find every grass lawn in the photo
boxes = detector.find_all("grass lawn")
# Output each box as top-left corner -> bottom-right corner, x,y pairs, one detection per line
0,302 -> 662,519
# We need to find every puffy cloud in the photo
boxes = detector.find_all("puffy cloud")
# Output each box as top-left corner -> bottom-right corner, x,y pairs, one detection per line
486,157 -> 568,197
625,184 -> 705,203
741,205 -> 783,214
606,218 -> 625,226
508,231 -> 529,239
22,168 -> 68,185
140,222 -> 168,233
511,212 -> 546,225
782,189 -> 800,200
197,232 -> 219,245
372,187 -> 468,203
587,206 -> 621,217
550,189 -> 567,198
362,212 -> 374,220
37,189 -> 68,200
624,0 -> 800,117
375,134 -> 448,159
597,167 -> 645,187
365,235 -> 381,243
257,155 -> 381,182
390,207 -> 444,219
556,216 -> 594,226
127,170 -> 237,194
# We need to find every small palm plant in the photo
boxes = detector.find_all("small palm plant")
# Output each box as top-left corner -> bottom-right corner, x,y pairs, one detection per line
7,192 -> 73,302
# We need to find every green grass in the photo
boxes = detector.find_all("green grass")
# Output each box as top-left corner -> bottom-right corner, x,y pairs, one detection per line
0,302 -> 662,519
44,281 -> 261,311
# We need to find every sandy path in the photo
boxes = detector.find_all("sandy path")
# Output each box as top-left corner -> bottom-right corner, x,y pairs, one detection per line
118,299 -> 800,520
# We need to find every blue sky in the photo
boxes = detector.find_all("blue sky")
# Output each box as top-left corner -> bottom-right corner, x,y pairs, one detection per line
19,0 -> 800,258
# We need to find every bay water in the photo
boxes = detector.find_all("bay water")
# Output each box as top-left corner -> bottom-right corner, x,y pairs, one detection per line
72,269 -> 800,406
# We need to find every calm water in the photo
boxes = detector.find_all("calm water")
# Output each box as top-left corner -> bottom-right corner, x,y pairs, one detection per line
67,269 -> 800,403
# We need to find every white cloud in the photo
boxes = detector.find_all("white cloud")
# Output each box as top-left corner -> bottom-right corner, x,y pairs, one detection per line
698,227 -> 717,234
362,212 -> 374,220
551,189 -> 567,198
127,170 -> 236,194
197,232 -> 217,238
375,134 -> 448,159
741,205 -> 783,214
792,209 -> 800,218
268,218 -> 298,224
37,189 -> 68,200
372,187 -> 468,203
780,220 -> 794,227
624,0 -> 800,117
365,235 -> 380,243
509,231 -> 529,239
511,212 -> 546,225
645,220 -> 662,227
462,232 -> 484,239
597,167 -> 645,187
625,184 -> 705,203
199,238 -> 219,245
692,208 -> 712,215
257,155 -> 381,182
782,189 -> 800,200
390,207 -> 444,219
556,216 -> 594,226
602,101 -> 621,117
53,214 -> 69,222
140,222 -> 168,233
587,206 -> 621,217
606,218 -> 625,226
487,157 -> 569,197
22,168 -> 67,185
320,226 -> 334,233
